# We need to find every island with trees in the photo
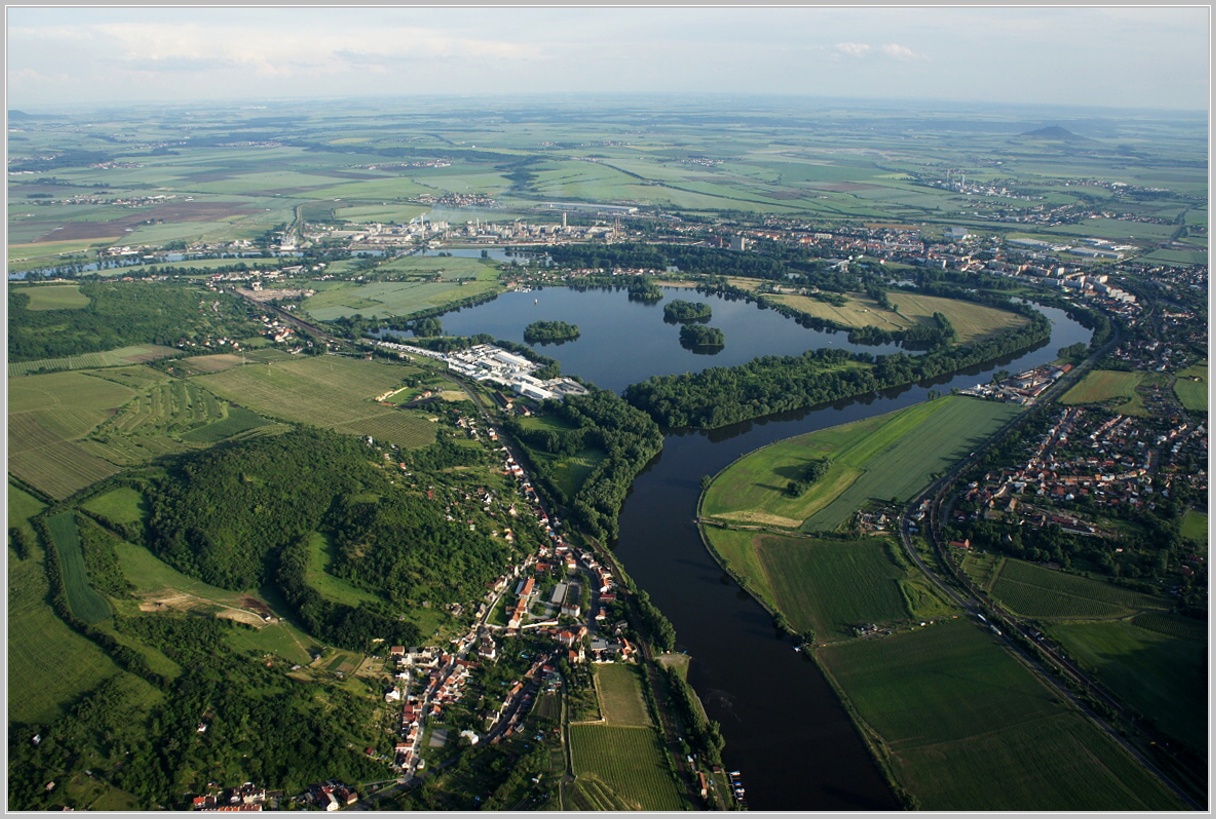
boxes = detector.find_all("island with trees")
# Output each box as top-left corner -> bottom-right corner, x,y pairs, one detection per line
523,320 -> 581,344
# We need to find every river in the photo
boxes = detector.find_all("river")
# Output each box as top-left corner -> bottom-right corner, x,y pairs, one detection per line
439,286 -> 1092,810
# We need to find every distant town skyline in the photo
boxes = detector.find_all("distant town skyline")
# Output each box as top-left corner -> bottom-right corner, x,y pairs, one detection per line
5,5 -> 1211,112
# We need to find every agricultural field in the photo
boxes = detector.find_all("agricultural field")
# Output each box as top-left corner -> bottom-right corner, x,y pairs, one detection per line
8,537 -> 124,725
701,396 -> 1019,533
7,370 -> 138,498
568,724 -> 685,811
819,618 -> 1185,811
753,534 -> 910,642
1061,369 -> 1144,406
1172,361 -> 1207,411
961,553 -> 1205,754
192,355 -> 437,450
7,344 -> 180,377
593,663 -> 652,727
82,380 -> 277,465
1050,614 -> 1207,753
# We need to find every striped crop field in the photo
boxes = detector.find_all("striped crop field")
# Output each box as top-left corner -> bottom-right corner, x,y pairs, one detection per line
594,663 -> 652,727
820,619 -> 1185,810
194,355 -> 436,449
563,775 -> 639,811
8,345 -> 180,377
569,724 -> 685,811
989,558 -> 1168,620
45,511 -> 111,624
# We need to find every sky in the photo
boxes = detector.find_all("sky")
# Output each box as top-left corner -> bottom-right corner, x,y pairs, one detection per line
5,5 -> 1212,112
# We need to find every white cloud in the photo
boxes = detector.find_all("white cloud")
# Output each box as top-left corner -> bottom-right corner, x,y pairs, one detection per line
881,43 -> 927,61
835,42 -> 872,58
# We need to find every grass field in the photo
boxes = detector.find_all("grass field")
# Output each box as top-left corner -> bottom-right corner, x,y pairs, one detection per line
8,344 -> 180,377
702,396 -> 1019,533
306,532 -> 380,607
754,534 -> 910,642
1180,509 -> 1207,542
112,539 -> 315,661
301,260 -> 502,321
8,481 -> 47,531
80,486 -> 146,526
44,511 -> 111,623
1172,361 -> 1207,411
515,414 -> 602,500
759,287 -> 1029,345
820,618 -> 1184,810
1050,615 -> 1207,753
15,283 -> 91,310
569,724 -> 685,811
1061,369 -> 1144,405
593,663 -> 652,727
193,355 -> 437,449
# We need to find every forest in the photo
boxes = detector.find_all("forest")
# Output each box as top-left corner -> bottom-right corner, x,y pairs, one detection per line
8,280 -> 265,361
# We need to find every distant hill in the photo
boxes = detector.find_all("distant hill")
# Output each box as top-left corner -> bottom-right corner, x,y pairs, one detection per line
1017,125 -> 1093,143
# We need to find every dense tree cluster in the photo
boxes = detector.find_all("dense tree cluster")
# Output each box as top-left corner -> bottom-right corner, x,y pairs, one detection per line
662,299 -> 712,323
146,429 -> 377,589
678,324 -> 725,348
523,320 -> 581,343
505,388 -> 663,542
786,458 -> 832,497
627,275 -> 664,303
146,426 -> 520,616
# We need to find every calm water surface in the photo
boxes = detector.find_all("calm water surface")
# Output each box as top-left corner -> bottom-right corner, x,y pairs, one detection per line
441,288 -> 1091,810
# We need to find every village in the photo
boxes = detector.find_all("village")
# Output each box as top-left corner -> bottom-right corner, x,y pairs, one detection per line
953,404 -> 1206,537
385,431 -> 632,779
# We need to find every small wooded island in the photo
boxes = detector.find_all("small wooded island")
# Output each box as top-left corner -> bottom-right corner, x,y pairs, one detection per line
523,320 -> 581,343
679,324 -> 725,348
663,299 -> 713,323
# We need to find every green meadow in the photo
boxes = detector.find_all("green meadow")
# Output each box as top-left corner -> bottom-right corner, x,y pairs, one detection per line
1172,361 -> 1207,411
194,355 -> 437,450
1061,369 -> 1144,405
702,396 -> 1019,533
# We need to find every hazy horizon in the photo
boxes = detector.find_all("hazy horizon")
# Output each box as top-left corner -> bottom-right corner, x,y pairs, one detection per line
6,6 -> 1210,113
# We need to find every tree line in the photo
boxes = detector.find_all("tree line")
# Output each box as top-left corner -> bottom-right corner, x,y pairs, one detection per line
624,305 -> 1051,429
